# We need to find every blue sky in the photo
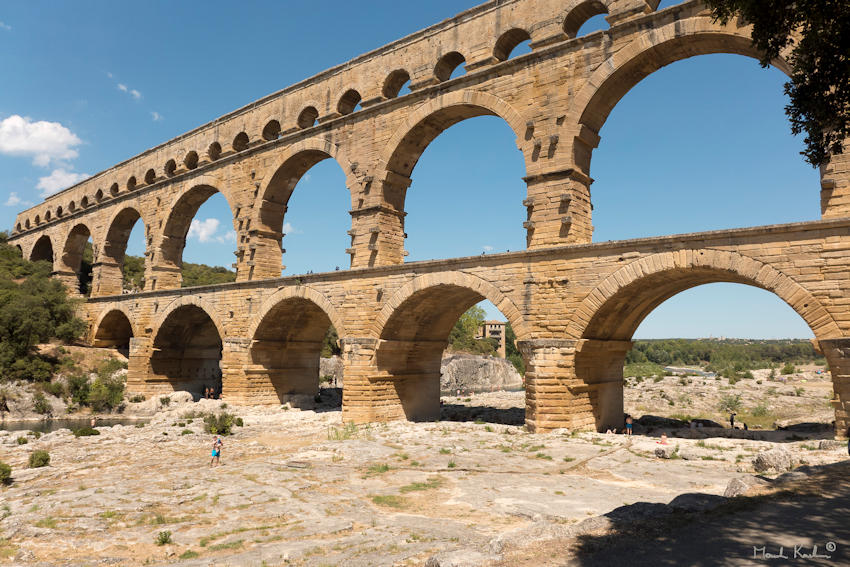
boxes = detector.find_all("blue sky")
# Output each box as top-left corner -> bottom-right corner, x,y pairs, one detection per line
0,1 -> 820,338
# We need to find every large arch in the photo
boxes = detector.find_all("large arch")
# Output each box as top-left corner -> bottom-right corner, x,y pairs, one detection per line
564,249 -> 840,431
565,19 -> 791,175
29,235 -> 54,267
95,206 -> 148,296
248,139 -> 356,280
149,297 -> 225,399
91,308 -> 134,353
373,272 -> 528,421
59,223 -> 94,295
246,286 -> 344,405
158,180 -> 237,289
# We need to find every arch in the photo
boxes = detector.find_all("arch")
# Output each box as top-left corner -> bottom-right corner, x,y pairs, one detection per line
30,234 -> 53,265
159,180 -> 238,284
56,206 -> 64,217
81,196 -> 90,208
144,168 -> 156,185
15,222 -> 21,232
165,159 -> 177,177
382,69 -> 411,99
250,139 -> 356,279
567,249 -> 841,341
96,206 -> 147,295
262,119 -> 281,141
563,0 -> 608,38
60,223 -> 94,293
149,297 -> 225,399
95,189 -> 104,202
379,90 -> 528,209
68,201 -> 76,213
247,285 -> 345,341
493,28 -> 532,61
232,132 -> 249,152
184,150 -> 199,170
434,51 -> 466,82
246,286 -> 344,405
374,271 -> 528,340
565,21 -> 791,173
297,106 -> 319,129
25,219 -> 31,229
110,182 -> 119,197
207,142 -> 222,161
152,295 -> 227,341
127,176 -> 137,191
45,210 -> 52,222
34,215 -> 41,225
91,307 -> 134,351
337,89 -> 362,115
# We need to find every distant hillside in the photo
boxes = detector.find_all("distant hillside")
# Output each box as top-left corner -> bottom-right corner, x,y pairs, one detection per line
121,254 -> 235,290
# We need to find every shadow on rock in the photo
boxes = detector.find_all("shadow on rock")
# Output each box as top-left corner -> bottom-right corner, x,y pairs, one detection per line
439,402 -> 525,425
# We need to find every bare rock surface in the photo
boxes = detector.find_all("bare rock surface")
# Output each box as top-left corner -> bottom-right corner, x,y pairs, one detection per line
440,354 -> 523,393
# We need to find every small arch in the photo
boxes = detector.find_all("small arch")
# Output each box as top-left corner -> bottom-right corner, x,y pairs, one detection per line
262,120 -> 281,141
68,201 -> 76,213
110,182 -> 120,196
297,106 -> 319,129
96,206 -> 146,296
61,223 -> 94,294
91,308 -> 134,353
337,89 -> 362,115
208,142 -> 222,161
25,219 -> 31,229
232,132 -> 249,152
144,168 -> 156,184
493,28 -> 532,61
95,189 -> 104,202
127,176 -> 137,191
30,234 -> 53,264
184,150 -> 199,170
15,222 -> 22,232
383,69 -> 411,99
56,206 -> 64,217
34,214 -> 41,225
434,51 -> 466,82
165,159 -> 177,177
81,196 -> 90,208
45,210 -> 52,221
563,0 -> 609,39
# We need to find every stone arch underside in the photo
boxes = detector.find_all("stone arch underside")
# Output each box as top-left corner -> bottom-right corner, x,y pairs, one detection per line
250,142 -> 354,280
565,250 -> 840,431
158,183 -> 236,289
567,24 -> 791,176
149,303 -> 224,399
91,308 -> 134,353
246,289 -> 340,405
95,207 -> 145,296
373,273 -> 528,421
60,223 -> 93,294
30,234 -> 54,267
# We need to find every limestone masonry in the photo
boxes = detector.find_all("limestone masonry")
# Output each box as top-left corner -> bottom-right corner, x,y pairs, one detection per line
8,0 -> 850,435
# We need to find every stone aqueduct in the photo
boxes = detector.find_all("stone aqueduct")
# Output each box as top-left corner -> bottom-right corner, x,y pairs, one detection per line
8,0 -> 850,434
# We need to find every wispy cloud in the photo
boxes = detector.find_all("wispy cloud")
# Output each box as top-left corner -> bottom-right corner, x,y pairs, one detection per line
36,168 -> 90,197
151,111 -> 163,122
188,218 -> 236,244
0,115 -> 82,167
483,245 -> 494,252
282,222 -> 300,235
4,192 -> 32,207
116,81 -> 142,100
0,21 -> 11,31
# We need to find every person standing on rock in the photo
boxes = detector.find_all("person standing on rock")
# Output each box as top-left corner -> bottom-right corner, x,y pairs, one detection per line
209,436 -> 223,467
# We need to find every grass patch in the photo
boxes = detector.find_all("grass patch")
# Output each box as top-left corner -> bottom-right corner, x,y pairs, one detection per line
35,517 -> 58,529
535,452 -> 553,460
371,495 -> 408,509
364,463 -> 391,477
179,550 -> 199,559
327,422 -> 360,440
208,540 -> 243,551
399,476 -> 444,493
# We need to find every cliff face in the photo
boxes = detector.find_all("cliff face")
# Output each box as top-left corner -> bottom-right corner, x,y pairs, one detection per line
440,354 -> 523,393
319,354 -> 523,393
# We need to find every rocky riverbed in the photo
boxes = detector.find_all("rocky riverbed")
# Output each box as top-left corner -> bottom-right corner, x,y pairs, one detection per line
0,389 -> 846,566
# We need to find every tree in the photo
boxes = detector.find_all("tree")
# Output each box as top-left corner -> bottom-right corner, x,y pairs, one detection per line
705,0 -> 849,166
448,306 -> 497,355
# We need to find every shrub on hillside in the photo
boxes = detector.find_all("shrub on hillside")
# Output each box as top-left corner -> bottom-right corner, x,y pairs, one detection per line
32,392 -> 51,415
28,450 -> 50,468
203,412 -> 235,435
73,426 -> 100,437
0,461 -> 11,485
87,375 -> 124,412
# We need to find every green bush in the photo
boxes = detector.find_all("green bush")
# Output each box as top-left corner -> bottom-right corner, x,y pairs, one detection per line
129,394 -> 145,403
16,436 -> 27,445
73,426 -> 100,437
718,393 -> 743,413
40,381 -> 65,398
234,417 -> 243,427
203,412 -> 235,435
0,461 -> 11,485
782,362 -> 796,375
32,392 -> 51,415
159,396 -> 171,407
67,373 -> 90,406
87,375 -> 124,412
750,403 -> 771,417
155,531 -> 172,546
28,450 -> 50,468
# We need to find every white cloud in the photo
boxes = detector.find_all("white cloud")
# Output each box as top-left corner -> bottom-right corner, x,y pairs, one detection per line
106,72 -> 113,79
130,89 -> 141,100
282,222 -> 298,235
36,168 -> 90,197
151,111 -> 163,121
117,83 -> 128,93
483,245 -> 494,252
187,219 -> 235,244
0,21 -> 11,31
116,83 -> 141,100
0,115 -> 82,167
4,192 -> 31,207
302,173 -> 311,183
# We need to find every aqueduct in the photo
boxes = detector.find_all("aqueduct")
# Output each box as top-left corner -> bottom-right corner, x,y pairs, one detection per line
8,0 -> 850,435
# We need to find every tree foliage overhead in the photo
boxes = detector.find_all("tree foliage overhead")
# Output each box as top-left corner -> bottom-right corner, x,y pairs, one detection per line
449,306 -> 499,356
705,0 -> 849,166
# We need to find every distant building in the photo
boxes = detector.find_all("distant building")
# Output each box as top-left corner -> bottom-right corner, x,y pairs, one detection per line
476,320 -> 506,358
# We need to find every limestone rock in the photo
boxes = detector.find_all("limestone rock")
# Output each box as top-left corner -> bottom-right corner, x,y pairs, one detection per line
440,354 -> 522,393
752,448 -> 794,473
319,356 -> 343,385
655,445 -> 675,459
723,476 -> 770,497
818,439 -> 846,450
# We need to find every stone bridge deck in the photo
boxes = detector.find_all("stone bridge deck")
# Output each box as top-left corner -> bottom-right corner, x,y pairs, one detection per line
84,218 -> 850,434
